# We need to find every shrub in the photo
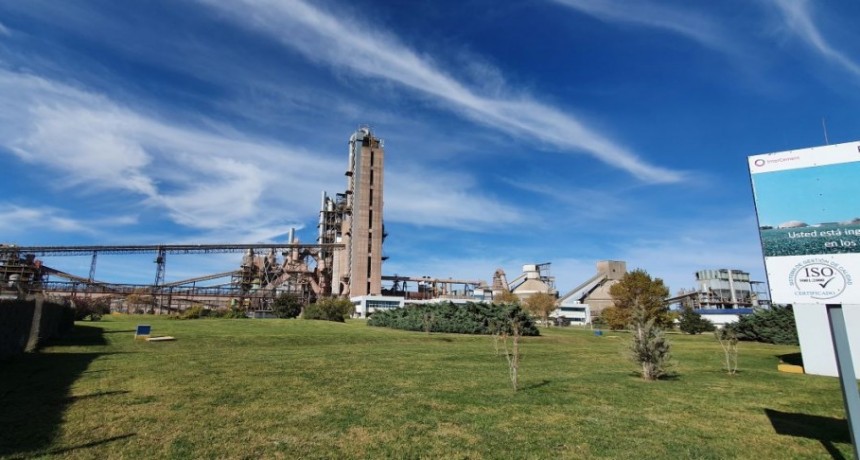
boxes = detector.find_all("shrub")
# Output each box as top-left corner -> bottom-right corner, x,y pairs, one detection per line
728,305 -> 797,345
678,306 -> 715,334
72,297 -> 111,321
179,305 -> 206,320
272,293 -> 302,319
221,307 -> 248,319
368,302 -> 540,336
303,297 -> 353,322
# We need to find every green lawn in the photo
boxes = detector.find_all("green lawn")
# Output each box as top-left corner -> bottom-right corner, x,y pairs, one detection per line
0,316 -> 852,459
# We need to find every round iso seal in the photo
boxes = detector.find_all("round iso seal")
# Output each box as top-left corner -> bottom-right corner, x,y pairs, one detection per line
789,260 -> 850,300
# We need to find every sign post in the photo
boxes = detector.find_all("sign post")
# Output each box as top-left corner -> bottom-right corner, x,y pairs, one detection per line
828,304 -> 860,458
749,141 -> 860,456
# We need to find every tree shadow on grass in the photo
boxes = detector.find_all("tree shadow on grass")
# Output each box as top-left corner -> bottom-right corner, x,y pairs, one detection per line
520,379 -> 551,391
49,323 -> 108,347
0,324 -> 127,458
625,371 -> 680,381
764,409 -> 850,460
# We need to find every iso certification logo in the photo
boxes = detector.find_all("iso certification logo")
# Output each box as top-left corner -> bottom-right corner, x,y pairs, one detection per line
789,259 -> 852,300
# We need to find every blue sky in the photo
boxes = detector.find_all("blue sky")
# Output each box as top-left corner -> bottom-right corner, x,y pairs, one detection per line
752,161 -> 860,226
1,0 -> 859,294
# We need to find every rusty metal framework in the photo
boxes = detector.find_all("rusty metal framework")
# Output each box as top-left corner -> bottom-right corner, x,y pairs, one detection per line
0,243 -> 343,312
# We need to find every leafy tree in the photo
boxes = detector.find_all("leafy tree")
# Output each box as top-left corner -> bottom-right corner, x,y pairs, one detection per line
523,292 -> 557,326
271,293 -> 302,319
728,305 -> 797,345
678,306 -> 715,334
600,306 -> 629,330
494,290 -> 520,305
608,269 -> 671,329
303,297 -> 354,322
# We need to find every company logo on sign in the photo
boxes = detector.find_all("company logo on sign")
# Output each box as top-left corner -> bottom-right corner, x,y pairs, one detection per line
754,159 -> 766,167
788,259 -> 852,300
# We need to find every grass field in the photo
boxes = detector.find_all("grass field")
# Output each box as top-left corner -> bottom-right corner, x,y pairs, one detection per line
0,316 -> 853,459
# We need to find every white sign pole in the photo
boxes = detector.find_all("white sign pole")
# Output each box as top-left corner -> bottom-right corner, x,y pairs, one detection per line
827,304 -> 860,459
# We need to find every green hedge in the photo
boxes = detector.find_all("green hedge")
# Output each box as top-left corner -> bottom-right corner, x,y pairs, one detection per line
367,302 -> 540,336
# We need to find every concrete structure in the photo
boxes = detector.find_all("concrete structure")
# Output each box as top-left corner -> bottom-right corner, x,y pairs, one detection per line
492,263 -> 557,301
322,127 -> 385,298
667,269 -> 766,310
511,263 -> 557,299
557,260 -> 627,321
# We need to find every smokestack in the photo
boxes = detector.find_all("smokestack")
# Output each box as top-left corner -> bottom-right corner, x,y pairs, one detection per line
288,227 -> 295,244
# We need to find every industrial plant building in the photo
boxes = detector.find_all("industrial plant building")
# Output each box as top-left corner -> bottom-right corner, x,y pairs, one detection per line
0,126 -> 768,327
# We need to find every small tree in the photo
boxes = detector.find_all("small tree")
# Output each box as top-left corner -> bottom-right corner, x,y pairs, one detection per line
523,292 -> 557,326
503,318 -> 522,391
630,307 -> 672,380
678,306 -> 715,334
497,306 -> 526,391
609,269 -> 671,329
271,293 -> 302,319
715,327 -> 739,375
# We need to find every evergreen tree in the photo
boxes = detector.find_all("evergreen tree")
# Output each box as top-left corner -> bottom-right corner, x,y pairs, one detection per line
678,306 -> 715,334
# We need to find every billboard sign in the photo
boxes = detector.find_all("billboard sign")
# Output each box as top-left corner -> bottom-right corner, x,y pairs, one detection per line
749,141 -> 860,304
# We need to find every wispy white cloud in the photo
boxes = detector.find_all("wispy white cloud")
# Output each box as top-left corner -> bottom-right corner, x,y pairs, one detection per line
0,21 -> 11,37
548,0 -> 735,53
0,68 -> 524,237
197,0 -> 684,184
768,0 -> 860,77
503,179 -> 631,224
386,167 -> 524,230
0,203 -> 134,235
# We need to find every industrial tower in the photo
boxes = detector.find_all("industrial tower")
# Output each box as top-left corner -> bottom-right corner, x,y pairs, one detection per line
320,127 -> 385,297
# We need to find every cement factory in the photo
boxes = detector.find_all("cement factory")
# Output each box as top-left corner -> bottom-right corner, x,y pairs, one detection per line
0,127 -> 768,323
